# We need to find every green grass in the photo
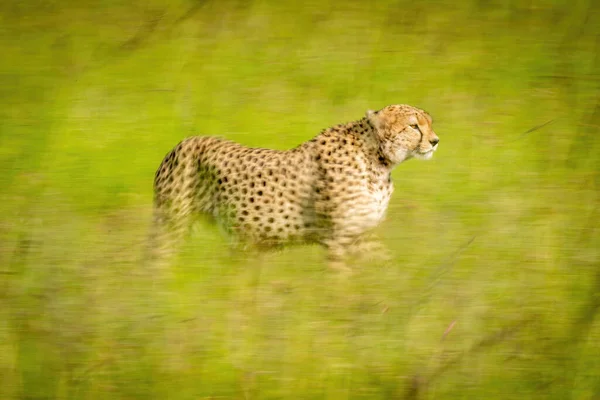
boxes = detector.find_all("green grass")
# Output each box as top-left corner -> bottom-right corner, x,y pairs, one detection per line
1,0 -> 599,398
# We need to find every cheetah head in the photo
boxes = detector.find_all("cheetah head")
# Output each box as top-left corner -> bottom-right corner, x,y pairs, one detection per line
366,104 -> 439,165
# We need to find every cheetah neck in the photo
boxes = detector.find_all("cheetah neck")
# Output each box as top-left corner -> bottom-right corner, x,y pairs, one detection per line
300,117 -> 392,170
353,118 -> 392,170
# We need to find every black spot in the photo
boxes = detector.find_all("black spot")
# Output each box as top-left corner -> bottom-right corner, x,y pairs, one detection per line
250,182 -> 255,188
253,217 -> 259,221
257,190 -> 263,196
242,210 -> 249,216
255,205 -> 261,211
268,217 -> 274,223
265,226 -> 272,232
250,197 -> 255,203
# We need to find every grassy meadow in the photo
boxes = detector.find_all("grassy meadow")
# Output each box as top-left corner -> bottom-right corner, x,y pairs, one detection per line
1,0 -> 599,398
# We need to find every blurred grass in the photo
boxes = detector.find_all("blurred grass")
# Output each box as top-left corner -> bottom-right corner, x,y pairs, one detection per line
1,0 -> 599,398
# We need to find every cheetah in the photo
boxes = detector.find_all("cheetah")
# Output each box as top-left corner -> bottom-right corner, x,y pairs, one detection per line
148,104 -> 439,270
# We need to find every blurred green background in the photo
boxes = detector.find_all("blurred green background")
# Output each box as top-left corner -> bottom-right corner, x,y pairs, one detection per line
1,0 -> 599,398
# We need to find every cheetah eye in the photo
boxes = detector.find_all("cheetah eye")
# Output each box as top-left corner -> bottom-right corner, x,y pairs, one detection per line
410,124 -> 420,131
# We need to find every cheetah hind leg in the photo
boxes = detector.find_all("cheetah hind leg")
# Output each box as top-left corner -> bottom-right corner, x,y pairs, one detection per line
143,205 -> 193,270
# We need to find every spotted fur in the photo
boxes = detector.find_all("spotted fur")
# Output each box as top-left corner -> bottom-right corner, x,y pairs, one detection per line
148,104 -> 439,270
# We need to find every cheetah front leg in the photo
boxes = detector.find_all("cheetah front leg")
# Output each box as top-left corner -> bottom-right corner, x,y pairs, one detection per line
324,233 -> 392,273
323,236 -> 355,274
350,236 -> 392,263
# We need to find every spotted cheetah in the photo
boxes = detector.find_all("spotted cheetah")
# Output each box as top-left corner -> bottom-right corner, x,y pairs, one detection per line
148,104 -> 439,270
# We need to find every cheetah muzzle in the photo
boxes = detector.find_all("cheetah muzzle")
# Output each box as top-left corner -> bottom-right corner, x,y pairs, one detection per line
148,104 -> 439,271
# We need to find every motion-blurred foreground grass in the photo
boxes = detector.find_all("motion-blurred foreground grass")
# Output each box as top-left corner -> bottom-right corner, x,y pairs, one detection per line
1,0 -> 599,398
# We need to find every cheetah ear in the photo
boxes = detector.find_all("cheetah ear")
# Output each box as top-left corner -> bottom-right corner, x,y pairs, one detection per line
366,109 -> 379,127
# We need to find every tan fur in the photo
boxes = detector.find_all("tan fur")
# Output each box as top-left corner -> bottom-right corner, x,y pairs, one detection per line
147,104 -> 439,271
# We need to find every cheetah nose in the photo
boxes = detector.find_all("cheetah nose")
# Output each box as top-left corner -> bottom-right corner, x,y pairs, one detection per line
430,138 -> 439,146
